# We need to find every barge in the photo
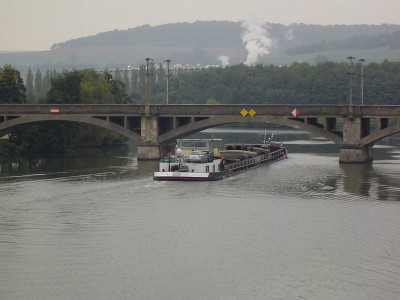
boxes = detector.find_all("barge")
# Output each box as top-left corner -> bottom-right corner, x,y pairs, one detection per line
153,138 -> 287,181
221,141 -> 287,177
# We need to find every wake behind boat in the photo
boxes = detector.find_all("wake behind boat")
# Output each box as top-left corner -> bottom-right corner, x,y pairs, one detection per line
153,137 -> 287,181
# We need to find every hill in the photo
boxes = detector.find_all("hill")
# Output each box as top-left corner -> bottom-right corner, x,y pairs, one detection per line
1,21 -> 400,75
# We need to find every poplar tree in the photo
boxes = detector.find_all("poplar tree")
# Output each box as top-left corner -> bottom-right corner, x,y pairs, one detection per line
42,70 -> 51,99
34,69 -> 43,100
130,69 -> 140,102
25,67 -> 35,103
114,68 -> 122,82
123,69 -> 130,96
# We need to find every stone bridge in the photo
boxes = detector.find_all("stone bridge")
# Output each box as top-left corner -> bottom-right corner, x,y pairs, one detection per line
1,104 -> 399,163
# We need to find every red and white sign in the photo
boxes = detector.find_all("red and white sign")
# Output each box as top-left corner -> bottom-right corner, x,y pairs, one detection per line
50,107 -> 60,114
291,108 -> 300,117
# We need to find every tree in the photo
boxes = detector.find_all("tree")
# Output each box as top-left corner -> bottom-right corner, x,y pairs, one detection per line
45,68 -> 132,104
46,70 -> 82,104
123,69 -> 130,96
25,67 -> 34,103
113,68 -> 122,82
42,70 -> 52,100
0,64 -> 26,104
130,69 -> 140,102
103,70 -> 130,103
34,69 -> 43,100
80,69 -> 113,103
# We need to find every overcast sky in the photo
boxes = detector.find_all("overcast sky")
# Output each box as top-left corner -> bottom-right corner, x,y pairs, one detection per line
1,0 -> 399,51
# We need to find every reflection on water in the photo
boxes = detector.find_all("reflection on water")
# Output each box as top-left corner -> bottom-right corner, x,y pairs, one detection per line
338,147 -> 400,200
0,145 -> 138,181
340,164 -> 373,197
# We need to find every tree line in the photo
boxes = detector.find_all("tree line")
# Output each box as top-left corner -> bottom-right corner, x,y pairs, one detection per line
23,63 -> 168,104
169,60 -> 400,105
19,60 -> 400,106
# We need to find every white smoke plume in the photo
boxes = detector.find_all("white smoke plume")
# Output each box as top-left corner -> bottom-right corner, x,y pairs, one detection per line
241,21 -> 274,65
285,28 -> 295,41
218,55 -> 230,66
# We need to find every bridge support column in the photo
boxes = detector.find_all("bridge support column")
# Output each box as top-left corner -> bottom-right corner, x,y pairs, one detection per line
339,144 -> 373,163
137,115 -> 161,160
339,116 -> 372,163
137,141 -> 161,160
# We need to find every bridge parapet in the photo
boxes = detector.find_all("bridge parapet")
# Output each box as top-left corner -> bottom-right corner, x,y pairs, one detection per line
1,104 -> 400,118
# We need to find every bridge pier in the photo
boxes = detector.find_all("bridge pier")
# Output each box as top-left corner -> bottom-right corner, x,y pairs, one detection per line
339,144 -> 373,163
136,114 -> 161,160
137,141 -> 161,160
339,116 -> 373,163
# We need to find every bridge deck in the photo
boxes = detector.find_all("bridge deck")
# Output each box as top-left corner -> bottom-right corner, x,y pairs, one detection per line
0,104 -> 400,117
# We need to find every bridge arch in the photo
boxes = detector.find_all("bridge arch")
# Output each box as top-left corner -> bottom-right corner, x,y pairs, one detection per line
0,115 -> 141,142
158,115 -> 343,145
361,124 -> 400,147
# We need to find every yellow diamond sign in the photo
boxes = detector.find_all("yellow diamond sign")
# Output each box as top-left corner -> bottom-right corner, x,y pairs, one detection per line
248,108 -> 256,117
240,108 -> 248,117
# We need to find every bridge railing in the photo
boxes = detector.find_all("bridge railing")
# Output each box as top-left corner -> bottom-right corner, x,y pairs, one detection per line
0,104 -> 399,117
0,104 -> 295,115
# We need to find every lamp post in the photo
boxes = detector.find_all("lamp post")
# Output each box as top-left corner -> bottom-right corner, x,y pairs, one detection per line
347,56 -> 356,106
358,58 -> 366,105
145,57 -> 153,104
164,59 -> 171,104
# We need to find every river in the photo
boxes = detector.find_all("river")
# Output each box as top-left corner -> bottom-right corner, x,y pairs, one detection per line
1,129 -> 400,300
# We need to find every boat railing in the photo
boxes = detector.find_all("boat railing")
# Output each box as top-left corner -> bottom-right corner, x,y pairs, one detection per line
225,148 -> 287,174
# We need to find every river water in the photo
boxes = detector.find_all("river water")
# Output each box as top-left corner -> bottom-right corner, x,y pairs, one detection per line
1,129 -> 400,300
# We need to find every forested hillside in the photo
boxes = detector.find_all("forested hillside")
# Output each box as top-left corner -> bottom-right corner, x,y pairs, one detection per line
287,29 -> 400,55
51,21 -> 243,49
51,21 -> 400,53
1,21 -> 400,75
